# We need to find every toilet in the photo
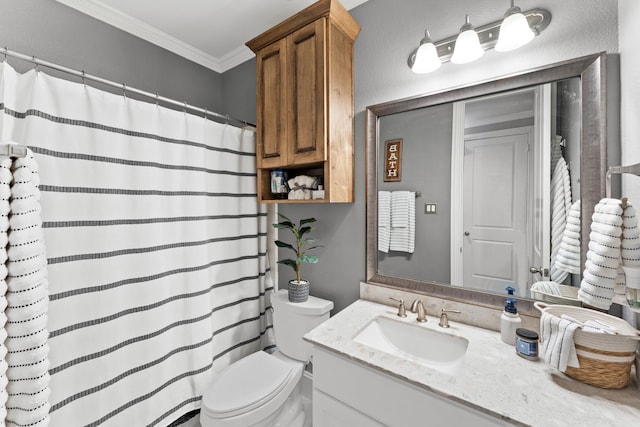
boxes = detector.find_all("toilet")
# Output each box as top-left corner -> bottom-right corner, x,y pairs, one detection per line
200,290 -> 333,427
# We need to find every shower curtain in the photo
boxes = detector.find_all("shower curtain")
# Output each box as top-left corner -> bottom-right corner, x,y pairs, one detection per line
0,62 -> 275,426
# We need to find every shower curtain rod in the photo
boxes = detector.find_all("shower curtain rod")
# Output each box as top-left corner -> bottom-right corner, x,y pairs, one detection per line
0,47 -> 255,131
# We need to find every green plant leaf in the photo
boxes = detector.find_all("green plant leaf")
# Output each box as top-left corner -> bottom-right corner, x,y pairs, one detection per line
274,240 -> 296,252
300,217 -> 317,225
299,255 -> 318,264
277,213 -> 292,222
273,222 -> 294,230
298,226 -> 313,237
278,259 -> 298,273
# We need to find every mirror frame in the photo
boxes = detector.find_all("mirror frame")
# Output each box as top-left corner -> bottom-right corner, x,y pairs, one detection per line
366,53 -> 607,317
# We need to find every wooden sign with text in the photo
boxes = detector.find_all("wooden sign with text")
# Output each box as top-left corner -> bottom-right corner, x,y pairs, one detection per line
384,139 -> 402,182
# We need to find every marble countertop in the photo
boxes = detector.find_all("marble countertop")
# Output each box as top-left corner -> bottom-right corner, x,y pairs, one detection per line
304,299 -> 640,427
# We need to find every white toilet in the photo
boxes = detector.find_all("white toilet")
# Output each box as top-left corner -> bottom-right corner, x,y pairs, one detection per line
199,290 -> 333,427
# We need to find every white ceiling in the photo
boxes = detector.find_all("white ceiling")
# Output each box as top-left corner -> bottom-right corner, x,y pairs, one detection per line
56,0 -> 369,73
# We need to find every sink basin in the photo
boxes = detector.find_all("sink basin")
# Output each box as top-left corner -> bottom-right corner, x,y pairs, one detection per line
353,316 -> 469,373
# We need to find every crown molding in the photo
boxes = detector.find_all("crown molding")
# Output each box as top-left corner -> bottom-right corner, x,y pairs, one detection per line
56,0 -> 228,73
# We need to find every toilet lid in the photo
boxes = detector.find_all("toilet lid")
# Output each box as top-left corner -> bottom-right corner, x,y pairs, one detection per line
202,351 -> 295,418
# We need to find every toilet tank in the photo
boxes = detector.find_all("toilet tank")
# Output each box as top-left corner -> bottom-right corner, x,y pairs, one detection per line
271,290 -> 333,362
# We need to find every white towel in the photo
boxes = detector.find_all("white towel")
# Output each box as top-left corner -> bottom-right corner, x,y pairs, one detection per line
550,158 -> 572,283
617,203 -> 640,298
378,191 -> 391,253
578,198 -> 634,309
555,200 -> 581,275
622,204 -> 640,266
540,311 -> 580,372
0,156 -> 10,423
391,191 -> 411,228
389,191 -> 415,253
4,149 -> 50,427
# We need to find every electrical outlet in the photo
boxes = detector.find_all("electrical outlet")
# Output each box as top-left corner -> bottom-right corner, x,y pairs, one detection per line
424,203 -> 437,214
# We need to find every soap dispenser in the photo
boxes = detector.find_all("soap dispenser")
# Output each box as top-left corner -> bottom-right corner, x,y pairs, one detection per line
500,286 -> 522,345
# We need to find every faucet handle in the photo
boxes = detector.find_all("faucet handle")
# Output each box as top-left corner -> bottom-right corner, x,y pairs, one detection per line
410,299 -> 427,323
439,308 -> 461,328
389,297 -> 407,318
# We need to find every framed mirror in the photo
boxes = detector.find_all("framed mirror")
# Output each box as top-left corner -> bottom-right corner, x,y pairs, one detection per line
366,53 -> 607,316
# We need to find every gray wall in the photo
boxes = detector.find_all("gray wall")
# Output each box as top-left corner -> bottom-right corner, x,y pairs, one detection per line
0,0 -> 223,115
272,0 -> 619,313
377,104 -> 453,284
3,0 -> 621,314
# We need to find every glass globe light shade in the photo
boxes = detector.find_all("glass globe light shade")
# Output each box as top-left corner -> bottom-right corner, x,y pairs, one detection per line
412,40 -> 441,73
496,8 -> 535,52
451,26 -> 484,64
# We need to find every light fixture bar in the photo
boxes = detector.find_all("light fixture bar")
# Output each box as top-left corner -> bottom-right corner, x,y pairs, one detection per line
407,8 -> 551,69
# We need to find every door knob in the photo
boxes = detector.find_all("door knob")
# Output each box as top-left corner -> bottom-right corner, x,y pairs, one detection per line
464,231 -> 470,236
529,267 -> 549,276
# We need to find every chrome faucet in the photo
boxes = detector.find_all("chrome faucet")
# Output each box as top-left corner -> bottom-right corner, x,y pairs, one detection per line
439,308 -> 461,328
389,297 -> 407,317
410,299 -> 427,322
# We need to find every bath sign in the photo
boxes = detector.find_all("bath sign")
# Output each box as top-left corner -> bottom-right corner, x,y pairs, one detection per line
384,139 -> 402,182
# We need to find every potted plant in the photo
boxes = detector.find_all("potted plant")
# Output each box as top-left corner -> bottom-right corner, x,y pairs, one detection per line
273,213 -> 321,302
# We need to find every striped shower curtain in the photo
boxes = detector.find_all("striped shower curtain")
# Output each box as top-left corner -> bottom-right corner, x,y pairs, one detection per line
0,61 -> 275,426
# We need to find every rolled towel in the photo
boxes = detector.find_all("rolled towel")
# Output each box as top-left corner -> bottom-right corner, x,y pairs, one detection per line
588,231 -> 621,249
594,199 -> 625,215
588,240 -> 621,259
578,273 -> 616,310
540,312 -> 580,372
622,203 -> 640,266
587,250 -> 620,269
584,259 -> 618,280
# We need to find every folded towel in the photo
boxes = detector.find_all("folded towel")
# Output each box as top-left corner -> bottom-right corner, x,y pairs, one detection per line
391,191 -> 411,228
540,312 -> 580,372
378,191 -> 391,253
287,175 -> 317,200
389,191 -> 415,253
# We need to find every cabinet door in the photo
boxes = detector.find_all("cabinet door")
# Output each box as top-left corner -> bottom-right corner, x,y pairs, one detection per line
286,19 -> 326,166
256,38 -> 288,168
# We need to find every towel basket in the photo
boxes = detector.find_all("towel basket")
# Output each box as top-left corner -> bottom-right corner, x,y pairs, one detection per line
535,302 -> 640,389
530,283 -> 582,306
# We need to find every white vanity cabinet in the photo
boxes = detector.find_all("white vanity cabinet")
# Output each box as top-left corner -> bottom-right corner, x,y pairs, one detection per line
312,346 -> 511,427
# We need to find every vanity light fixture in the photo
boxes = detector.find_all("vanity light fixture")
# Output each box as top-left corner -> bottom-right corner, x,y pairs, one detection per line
407,5 -> 551,73
495,0 -> 535,51
411,30 -> 441,73
451,15 -> 484,64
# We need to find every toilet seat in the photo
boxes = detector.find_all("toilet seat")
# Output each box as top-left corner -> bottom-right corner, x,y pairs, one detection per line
202,351 -> 303,420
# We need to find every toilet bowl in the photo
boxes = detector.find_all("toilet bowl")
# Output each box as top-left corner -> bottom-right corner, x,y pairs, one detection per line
200,290 -> 333,427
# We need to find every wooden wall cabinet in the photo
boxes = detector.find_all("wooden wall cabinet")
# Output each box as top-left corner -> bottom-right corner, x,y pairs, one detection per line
246,0 -> 360,203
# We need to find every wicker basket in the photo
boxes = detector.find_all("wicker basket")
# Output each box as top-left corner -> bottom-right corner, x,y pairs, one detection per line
535,302 -> 640,389
530,282 -> 582,306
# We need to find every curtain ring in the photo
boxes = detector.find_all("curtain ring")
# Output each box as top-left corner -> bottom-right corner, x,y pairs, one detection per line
204,108 -> 208,120
122,83 -> 126,98
81,70 -> 86,87
32,55 -> 39,72
155,93 -> 159,106
3,47 -> 7,62
225,115 -> 230,125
